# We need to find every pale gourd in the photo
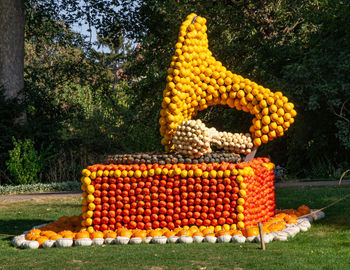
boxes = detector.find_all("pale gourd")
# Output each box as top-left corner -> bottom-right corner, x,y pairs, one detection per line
42,240 -> 56,248
167,236 -> 179,244
114,236 -> 130,245
217,235 -> 232,243
193,235 -> 204,243
232,235 -> 246,243
75,238 -> 92,247
283,226 -> 300,238
204,236 -> 217,243
314,210 -> 325,221
21,240 -> 39,249
92,238 -> 104,245
272,231 -> 288,241
254,233 -> 273,244
56,238 -> 73,248
246,236 -> 257,243
142,236 -> 152,244
12,235 -> 26,247
178,235 -> 193,244
129,237 -> 142,245
298,218 -> 311,228
151,236 -> 167,244
104,238 -> 115,245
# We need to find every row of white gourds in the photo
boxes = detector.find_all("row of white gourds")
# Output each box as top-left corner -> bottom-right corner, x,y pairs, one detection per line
12,211 -> 325,249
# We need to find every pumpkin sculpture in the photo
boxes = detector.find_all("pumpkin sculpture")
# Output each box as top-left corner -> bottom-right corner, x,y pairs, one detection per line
12,13 -> 327,249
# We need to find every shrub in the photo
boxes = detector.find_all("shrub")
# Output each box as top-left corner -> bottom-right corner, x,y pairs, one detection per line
6,138 -> 44,185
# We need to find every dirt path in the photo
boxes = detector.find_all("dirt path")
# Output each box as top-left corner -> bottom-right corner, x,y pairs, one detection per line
0,180 -> 349,201
0,191 -> 81,201
275,180 -> 350,187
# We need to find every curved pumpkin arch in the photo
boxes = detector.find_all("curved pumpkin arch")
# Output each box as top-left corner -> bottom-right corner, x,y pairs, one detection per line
159,13 -> 296,152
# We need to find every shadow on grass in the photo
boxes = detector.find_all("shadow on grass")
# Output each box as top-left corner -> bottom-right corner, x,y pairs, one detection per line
0,219 -> 51,236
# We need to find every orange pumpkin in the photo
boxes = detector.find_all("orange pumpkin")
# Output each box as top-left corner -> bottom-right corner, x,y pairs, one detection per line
50,234 -> 63,241
119,230 -> 132,238
193,231 -> 204,237
36,236 -> 49,246
176,229 -> 192,237
148,230 -> 163,238
245,226 -> 259,237
104,231 -> 117,239
132,230 -> 147,239
268,222 -> 286,232
164,231 -> 176,238
75,231 -> 90,239
91,231 -> 104,239
297,205 -> 311,215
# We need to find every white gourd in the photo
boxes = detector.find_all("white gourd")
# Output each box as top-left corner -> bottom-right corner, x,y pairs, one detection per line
21,240 -> 39,249
114,237 -> 129,245
142,236 -> 152,244
217,235 -> 232,243
104,238 -> 115,244
92,238 -> 104,245
42,239 -> 56,248
12,235 -> 26,247
232,235 -> 246,243
272,231 -> 288,241
246,236 -> 257,243
314,210 -> 325,220
151,236 -> 167,244
193,236 -> 204,243
204,236 -> 217,243
55,238 -> 73,248
75,238 -> 92,247
129,237 -> 142,244
167,236 -> 179,243
178,236 -> 193,244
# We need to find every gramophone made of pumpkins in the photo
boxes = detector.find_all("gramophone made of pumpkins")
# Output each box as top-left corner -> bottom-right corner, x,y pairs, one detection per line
80,13 -> 296,234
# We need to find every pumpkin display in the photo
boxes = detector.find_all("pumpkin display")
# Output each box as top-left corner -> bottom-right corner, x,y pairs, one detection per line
11,13 -> 328,250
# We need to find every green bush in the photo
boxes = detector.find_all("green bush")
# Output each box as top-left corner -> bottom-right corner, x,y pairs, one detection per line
6,138 -> 44,185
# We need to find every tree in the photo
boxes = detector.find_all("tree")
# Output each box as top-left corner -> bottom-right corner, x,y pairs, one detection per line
0,0 -> 25,122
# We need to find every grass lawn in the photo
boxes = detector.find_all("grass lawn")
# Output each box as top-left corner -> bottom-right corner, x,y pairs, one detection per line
0,186 -> 350,270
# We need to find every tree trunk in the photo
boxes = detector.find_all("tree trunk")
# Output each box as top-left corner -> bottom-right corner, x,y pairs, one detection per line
0,0 -> 25,122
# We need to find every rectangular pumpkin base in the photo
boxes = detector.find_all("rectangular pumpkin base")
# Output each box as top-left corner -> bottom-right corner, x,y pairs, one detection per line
80,157 -> 275,231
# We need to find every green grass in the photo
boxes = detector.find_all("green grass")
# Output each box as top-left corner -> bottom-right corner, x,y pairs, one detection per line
1,186 -> 350,270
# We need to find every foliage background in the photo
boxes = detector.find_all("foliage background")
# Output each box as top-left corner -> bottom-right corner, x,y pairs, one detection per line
1,0 -> 349,184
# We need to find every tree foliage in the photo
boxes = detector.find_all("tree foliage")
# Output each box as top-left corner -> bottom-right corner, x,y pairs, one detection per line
1,0 -> 349,184
94,0 -> 350,178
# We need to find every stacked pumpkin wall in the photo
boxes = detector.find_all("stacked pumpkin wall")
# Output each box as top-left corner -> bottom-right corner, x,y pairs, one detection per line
80,158 -> 275,232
